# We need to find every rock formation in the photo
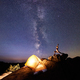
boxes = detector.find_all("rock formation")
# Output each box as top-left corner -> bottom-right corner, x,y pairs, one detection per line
1,45 -> 80,80
1,55 -> 80,80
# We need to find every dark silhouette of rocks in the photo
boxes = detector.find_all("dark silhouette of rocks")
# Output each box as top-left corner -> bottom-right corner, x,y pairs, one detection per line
1,53 -> 80,80
48,53 -> 68,62
1,45 -> 79,80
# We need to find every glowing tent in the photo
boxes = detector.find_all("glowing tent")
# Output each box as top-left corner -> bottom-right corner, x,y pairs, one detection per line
25,55 -> 46,72
35,63 -> 46,72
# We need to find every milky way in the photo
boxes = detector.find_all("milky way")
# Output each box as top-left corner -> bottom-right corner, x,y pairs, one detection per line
18,0 -> 50,58
32,2 -> 48,57
0,0 -> 80,62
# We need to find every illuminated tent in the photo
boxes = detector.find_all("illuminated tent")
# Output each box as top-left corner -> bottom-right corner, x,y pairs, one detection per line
25,55 -> 46,72
35,63 -> 46,72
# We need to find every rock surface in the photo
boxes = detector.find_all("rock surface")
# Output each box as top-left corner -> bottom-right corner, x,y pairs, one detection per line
2,55 -> 80,80
2,67 -> 34,80
48,53 -> 68,62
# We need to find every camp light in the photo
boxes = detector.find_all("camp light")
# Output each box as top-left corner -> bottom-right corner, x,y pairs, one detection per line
25,55 -> 46,72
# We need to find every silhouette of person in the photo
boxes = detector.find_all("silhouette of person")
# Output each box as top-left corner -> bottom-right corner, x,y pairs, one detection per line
54,44 -> 61,55
56,44 -> 59,52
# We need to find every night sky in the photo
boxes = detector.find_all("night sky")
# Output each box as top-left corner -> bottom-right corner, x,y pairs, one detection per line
0,0 -> 80,62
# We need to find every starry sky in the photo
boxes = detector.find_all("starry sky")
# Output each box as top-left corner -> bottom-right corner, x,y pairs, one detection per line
0,0 -> 80,62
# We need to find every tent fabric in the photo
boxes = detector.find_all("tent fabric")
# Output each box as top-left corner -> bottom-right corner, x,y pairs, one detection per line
35,63 -> 47,72
25,55 -> 46,72
25,55 -> 41,68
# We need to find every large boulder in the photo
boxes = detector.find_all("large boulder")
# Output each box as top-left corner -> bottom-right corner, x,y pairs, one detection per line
42,59 -> 57,70
48,53 -> 68,62
60,53 -> 68,60
48,54 -> 61,62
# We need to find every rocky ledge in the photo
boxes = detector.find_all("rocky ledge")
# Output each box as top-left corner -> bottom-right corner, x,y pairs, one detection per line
2,53 -> 80,80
